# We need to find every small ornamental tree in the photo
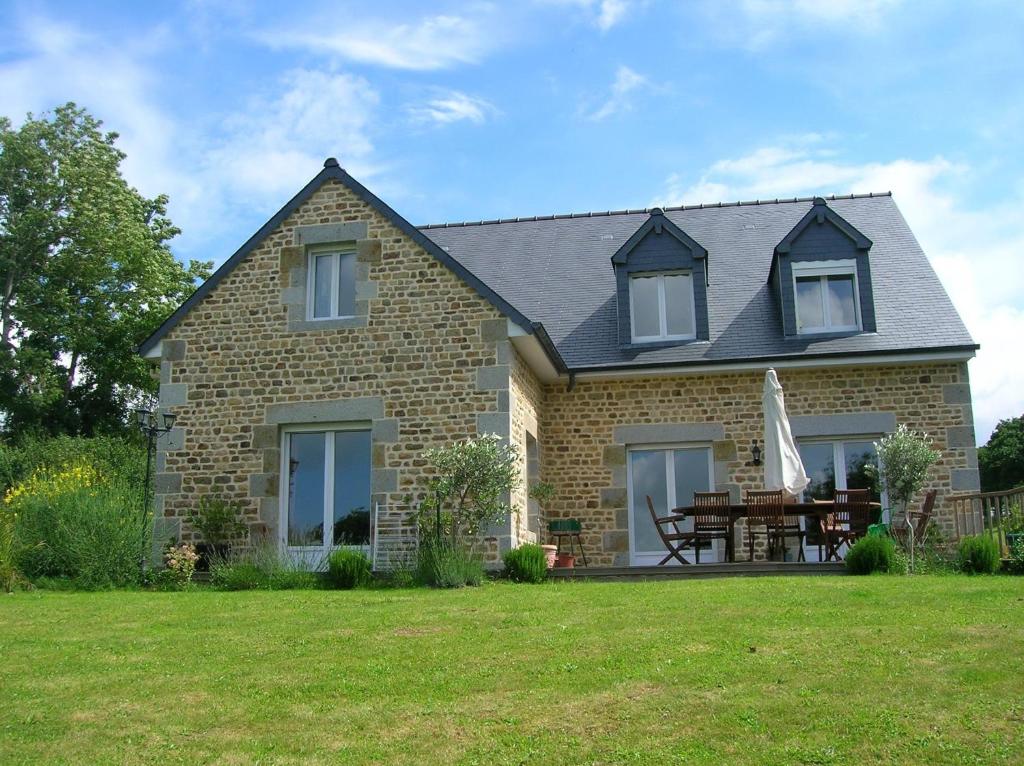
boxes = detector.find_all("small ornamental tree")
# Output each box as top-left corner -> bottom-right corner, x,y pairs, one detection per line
420,434 -> 521,545
870,425 -> 940,572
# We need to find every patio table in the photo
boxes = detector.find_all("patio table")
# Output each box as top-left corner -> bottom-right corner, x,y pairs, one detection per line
669,502 -> 882,563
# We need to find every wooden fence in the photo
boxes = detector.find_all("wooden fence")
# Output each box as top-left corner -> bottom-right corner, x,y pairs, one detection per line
950,486 -> 1024,553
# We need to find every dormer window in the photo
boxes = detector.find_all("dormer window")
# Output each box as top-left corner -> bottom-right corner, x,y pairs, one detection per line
308,249 -> 357,320
630,272 -> 696,342
771,198 -> 876,337
793,260 -> 860,334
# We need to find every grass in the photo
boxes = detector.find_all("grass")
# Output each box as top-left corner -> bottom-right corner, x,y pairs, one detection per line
1,576 -> 1022,765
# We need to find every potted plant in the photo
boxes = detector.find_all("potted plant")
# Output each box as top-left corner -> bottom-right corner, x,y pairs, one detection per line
187,495 -> 248,571
528,481 -> 558,569
554,552 -> 575,568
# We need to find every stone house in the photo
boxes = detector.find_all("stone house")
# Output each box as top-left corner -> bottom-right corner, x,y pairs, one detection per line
140,158 -> 979,568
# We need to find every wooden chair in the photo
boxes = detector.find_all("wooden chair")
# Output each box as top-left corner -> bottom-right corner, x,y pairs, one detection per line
890,489 -> 937,551
822,489 -> 871,561
745,490 -> 806,562
646,495 -> 693,565
692,491 -> 734,563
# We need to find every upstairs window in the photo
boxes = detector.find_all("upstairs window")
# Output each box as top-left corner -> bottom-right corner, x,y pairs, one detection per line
308,249 -> 357,320
792,260 -> 860,334
629,272 -> 695,342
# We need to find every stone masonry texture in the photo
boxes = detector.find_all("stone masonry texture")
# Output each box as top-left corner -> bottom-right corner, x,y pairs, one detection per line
153,177 -> 977,568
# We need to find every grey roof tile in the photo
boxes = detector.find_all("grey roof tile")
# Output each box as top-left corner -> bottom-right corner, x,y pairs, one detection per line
420,194 -> 975,370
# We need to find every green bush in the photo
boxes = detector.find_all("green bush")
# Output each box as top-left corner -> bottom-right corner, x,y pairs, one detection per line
0,435 -> 144,491
326,549 -> 372,589
1,507 -> 25,592
11,469 -> 146,589
502,543 -> 548,583
187,495 -> 248,548
956,535 -> 1001,574
210,543 -> 321,590
1007,539 -> 1024,575
416,537 -> 484,588
845,534 -> 898,575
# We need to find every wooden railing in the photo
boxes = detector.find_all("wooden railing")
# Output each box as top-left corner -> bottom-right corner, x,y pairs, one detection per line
950,486 -> 1024,550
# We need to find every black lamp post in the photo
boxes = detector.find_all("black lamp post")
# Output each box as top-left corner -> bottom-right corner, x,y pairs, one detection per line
136,408 -> 177,570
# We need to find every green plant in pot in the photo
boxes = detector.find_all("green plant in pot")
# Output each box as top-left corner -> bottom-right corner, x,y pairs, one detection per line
187,495 -> 248,571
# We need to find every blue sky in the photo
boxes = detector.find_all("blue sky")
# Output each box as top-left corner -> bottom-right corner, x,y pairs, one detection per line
1,0 -> 1022,443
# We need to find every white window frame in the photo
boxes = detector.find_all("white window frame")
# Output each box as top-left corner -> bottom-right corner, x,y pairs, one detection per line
306,247 -> 357,321
279,422 -> 372,568
625,443 -> 716,566
629,271 -> 697,343
797,436 -> 889,561
792,259 -> 861,334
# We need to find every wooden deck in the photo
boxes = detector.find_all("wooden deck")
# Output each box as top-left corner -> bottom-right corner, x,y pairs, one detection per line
548,561 -> 846,581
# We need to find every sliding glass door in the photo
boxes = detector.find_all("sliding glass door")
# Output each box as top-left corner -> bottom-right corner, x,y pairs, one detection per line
628,445 -> 714,566
798,438 -> 884,561
282,427 -> 372,567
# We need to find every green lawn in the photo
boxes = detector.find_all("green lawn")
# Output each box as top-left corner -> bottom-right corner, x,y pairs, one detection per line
1,577 -> 1022,765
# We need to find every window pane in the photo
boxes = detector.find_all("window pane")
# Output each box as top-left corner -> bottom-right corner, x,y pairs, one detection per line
827,275 -> 857,328
799,442 -> 835,501
337,251 -> 357,317
631,276 -> 661,338
673,448 -> 710,527
313,255 -> 334,318
333,431 -> 372,545
630,450 -> 668,553
288,432 -> 325,546
795,276 -> 824,331
844,441 -> 880,503
663,274 -> 694,336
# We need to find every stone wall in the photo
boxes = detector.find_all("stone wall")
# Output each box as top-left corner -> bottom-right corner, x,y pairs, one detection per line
541,362 -> 977,567
154,179 -> 518,563
508,347 -> 545,547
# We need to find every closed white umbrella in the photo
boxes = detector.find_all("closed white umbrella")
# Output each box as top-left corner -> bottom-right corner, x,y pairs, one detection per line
762,369 -> 810,497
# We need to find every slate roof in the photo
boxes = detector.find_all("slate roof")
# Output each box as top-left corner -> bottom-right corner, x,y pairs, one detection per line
420,193 -> 976,371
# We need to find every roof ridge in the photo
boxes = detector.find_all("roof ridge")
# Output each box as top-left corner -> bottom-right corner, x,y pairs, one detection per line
417,191 -> 892,230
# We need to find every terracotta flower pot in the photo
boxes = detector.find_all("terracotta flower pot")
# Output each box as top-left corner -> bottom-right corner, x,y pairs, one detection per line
554,552 -> 575,568
541,544 -> 558,569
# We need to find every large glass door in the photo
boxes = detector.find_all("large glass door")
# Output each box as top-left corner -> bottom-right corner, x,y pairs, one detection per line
282,428 -> 372,568
628,445 -> 714,565
798,438 -> 884,561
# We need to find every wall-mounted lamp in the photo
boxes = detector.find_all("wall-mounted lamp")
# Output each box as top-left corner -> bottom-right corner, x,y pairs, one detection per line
751,439 -> 762,466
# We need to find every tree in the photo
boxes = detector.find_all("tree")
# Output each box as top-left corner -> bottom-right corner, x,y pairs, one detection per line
870,425 -> 940,572
979,415 -> 1024,492
419,434 -> 521,544
0,103 -> 210,436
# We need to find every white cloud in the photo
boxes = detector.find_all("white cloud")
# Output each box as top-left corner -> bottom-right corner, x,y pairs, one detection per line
259,13 -> 496,71
704,0 -> 903,50
407,90 -> 498,126
0,15 -> 384,263
654,138 -> 1024,444
204,69 -> 379,202
588,64 -> 649,121
542,0 -> 635,31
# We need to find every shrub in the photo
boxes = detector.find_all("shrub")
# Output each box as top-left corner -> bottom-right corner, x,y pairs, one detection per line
326,549 -> 372,589
8,462 -> 147,589
210,542 -> 321,590
845,534 -> 898,575
1007,539 -> 1024,575
416,537 -> 484,588
503,543 -> 548,583
0,435 -> 144,492
1,507 -> 27,592
187,495 -> 248,548
956,535 -> 1001,575
156,543 -> 199,590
